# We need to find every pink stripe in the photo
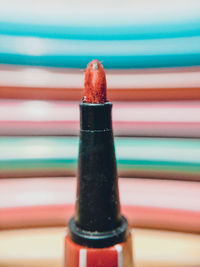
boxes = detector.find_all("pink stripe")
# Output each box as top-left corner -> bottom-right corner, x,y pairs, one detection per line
0,178 -> 200,232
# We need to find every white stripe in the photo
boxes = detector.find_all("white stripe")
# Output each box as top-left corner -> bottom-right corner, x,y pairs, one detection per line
1,68 -> 200,89
115,244 -> 123,267
79,249 -> 87,267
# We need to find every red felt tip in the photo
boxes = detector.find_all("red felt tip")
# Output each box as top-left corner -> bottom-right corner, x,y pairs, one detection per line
83,59 -> 107,104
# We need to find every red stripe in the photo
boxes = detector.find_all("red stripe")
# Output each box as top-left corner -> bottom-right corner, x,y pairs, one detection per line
1,86 -> 200,101
0,204 -> 200,233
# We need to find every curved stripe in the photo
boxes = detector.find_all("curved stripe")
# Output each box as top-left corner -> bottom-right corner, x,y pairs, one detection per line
0,137 -> 199,179
0,35 -> 200,68
0,1 -> 200,40
0,100 -> 200,137
0,178 -> 200,232
0,66 -> 200,89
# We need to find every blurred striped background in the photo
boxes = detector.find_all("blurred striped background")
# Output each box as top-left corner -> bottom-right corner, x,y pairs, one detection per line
0,1 -> 200,266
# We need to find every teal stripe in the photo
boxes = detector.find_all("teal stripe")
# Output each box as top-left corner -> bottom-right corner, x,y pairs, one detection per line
0,158 -> 199,174
1,20 -> 200,40
0,35 -> 200,68
0,159 -> 76,173
0,137 -> 200,177
118,160 -> 200,174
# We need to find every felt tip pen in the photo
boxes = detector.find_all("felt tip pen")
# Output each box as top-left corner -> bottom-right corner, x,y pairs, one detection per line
65,60 -> 133,267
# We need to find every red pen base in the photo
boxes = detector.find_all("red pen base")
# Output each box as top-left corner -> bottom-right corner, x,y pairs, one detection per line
65,230 -> 133,267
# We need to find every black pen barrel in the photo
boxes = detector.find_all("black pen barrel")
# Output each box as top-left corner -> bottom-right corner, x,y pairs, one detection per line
69,102 -> 128,248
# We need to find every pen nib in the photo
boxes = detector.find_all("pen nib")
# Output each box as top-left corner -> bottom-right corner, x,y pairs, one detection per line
83,59 -> 107,104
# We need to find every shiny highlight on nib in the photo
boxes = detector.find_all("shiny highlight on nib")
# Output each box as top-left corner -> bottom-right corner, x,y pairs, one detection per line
83,59 -> 107,104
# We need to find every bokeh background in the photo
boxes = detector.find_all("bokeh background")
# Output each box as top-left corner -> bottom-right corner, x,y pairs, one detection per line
0,0 -> 200,266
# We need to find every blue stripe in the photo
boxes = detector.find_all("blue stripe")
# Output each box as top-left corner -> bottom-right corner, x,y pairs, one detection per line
1,20 -> 200,40
0,35 -> 200,68
0,54 -> 200,69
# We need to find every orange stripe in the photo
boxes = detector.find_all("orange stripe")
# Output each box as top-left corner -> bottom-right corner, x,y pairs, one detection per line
1,86 -> 200,101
